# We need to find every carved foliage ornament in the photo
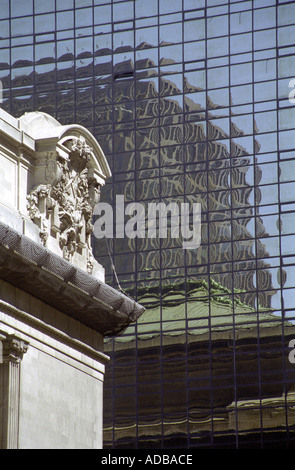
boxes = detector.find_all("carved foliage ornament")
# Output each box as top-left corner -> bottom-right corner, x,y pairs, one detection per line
27,137 -> 101,273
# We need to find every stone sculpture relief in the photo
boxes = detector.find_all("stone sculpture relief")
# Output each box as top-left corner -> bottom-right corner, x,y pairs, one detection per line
27,137 -> 101,273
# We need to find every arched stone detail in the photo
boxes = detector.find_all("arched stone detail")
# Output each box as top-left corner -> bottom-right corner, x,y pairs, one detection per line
23,112 -> 111,276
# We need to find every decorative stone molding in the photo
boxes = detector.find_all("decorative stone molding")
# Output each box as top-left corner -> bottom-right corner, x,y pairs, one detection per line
8,111 -> 112,278
0,110 -> 112,279
2,334 -> 29,363
27,137 -> 101,271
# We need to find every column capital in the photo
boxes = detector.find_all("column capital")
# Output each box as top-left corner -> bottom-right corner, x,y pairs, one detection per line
2,334 -> 29,363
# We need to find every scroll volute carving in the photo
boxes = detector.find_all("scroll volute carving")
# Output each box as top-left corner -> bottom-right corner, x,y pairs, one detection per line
27,136 -> 101,273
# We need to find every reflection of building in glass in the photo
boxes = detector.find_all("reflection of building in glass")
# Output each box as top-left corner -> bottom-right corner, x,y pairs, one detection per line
104,281 -> 295,448
1,0 -> 295,449
91,64 -> 275,309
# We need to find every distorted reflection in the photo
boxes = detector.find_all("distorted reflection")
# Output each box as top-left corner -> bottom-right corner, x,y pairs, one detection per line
2,1 -> 295,448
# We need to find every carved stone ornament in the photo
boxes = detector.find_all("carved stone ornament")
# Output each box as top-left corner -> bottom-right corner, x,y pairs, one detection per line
27,136 -> 101,273
2,335 -> 29,363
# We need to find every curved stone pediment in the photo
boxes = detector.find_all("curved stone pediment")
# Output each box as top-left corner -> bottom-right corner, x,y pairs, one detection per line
19,111 -> 111,182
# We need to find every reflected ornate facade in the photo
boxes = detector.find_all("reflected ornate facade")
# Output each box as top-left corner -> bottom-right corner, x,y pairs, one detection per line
1,0 -> 295,449
104,280 -> 295,448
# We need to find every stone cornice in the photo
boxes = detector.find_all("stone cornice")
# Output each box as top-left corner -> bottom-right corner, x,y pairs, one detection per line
0,221 -> 145,337
0,300 -> 110,366
0,109 -> 35,154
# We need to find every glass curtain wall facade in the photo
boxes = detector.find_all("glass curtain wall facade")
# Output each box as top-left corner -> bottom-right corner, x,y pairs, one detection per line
1,0 -> 295,449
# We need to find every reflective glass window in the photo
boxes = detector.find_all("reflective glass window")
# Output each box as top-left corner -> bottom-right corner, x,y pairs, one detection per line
113,1 -> 134,23
11,0 -> 33,17
35,13 -> 55,34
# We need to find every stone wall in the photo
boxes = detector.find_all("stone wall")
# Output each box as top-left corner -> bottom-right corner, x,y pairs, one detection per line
0,278 -> 108,449
0,108 -> 144,449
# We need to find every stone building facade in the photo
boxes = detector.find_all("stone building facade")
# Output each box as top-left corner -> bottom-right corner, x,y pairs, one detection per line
0,108 -> 144,449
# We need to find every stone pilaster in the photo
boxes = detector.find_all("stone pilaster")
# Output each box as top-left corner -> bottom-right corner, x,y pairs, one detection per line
0,335 -> 29,449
